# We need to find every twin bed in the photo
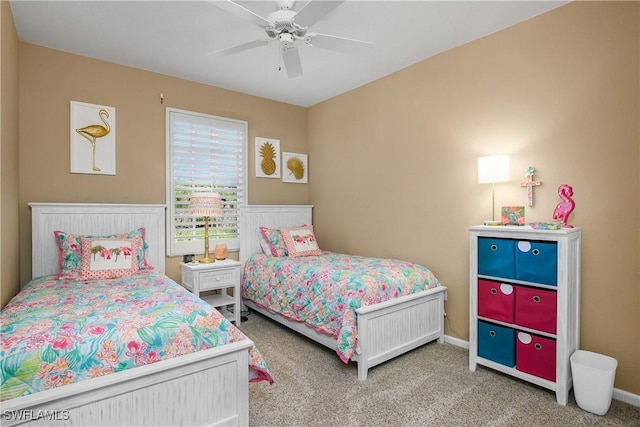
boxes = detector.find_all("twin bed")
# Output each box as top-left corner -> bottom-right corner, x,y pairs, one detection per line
239,205 -> 447,381
1,203 -> 447,426
1,203 -> 271,427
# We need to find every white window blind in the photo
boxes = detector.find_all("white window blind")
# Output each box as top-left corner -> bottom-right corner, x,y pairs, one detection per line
166,108 -> 247,256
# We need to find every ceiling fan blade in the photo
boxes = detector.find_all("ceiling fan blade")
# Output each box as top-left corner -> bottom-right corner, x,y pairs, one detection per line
281,45 -> 303,78
294,0 -> 344,28
208,39 -> 272,56
305,33 -> 372,53
208,0 -> 272,28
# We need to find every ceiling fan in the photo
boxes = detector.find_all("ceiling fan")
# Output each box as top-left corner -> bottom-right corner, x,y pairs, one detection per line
208,0 -> 371,78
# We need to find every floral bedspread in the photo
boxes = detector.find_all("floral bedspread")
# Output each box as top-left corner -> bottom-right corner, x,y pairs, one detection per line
242,251 -> 442,362
0,271 -> 273,401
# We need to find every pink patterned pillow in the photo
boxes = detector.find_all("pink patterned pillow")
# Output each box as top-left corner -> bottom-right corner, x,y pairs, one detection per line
55,228 -> 152,279
259,226 -> 288,257
79,237 -> 142,280
280,225 -> 322,257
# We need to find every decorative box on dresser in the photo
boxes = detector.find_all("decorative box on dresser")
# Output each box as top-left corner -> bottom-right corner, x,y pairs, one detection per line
469,225 -> 581,405
180,259 -> 243,326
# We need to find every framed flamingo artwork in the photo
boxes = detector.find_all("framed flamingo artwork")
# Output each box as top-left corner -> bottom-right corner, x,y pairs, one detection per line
70,101 -> 116,175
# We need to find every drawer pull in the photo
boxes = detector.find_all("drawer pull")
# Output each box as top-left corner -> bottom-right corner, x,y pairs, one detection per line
490,244 -> 498,251
489,330 -> 496,337
533,296 -> 541,303
535,343 -> 543,350
491,288 -> 497,295
216,276 -> 221,281
532,249 -> 540,256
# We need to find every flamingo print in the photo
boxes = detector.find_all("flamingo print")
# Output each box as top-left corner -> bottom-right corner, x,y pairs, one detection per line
76,109 -> 111,171
553,184 -> 575,228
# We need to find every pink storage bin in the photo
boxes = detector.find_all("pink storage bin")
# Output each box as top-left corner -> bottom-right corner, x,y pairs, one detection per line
478,279 -> 515,324
515,286 -> 557,334
516,332 -> 556,381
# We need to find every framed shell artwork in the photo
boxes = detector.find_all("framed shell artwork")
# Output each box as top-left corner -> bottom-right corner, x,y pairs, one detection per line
282,152 -> 308,184
255,137 -> 281,178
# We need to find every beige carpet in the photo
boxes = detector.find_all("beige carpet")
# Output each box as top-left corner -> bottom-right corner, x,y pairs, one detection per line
241,311 -> 639,427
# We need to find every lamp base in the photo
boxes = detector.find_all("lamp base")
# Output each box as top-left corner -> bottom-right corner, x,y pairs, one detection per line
483,220 -> 502,226
199,256 -> 215,263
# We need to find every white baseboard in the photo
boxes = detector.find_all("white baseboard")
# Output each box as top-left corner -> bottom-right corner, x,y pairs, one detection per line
612,388 -> 640,407
443,334 -> 639,408
444,334 -> 468,349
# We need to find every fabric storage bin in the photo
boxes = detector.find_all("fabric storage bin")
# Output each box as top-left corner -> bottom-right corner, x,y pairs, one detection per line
514,286 -> 557,333
515,241 -> 557,286
478,321 -> 515,367
478,238 -> 515,279
478,279 -> 515,323
516,332 -> 556,381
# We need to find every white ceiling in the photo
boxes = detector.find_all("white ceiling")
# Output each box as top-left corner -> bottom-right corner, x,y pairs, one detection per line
9,0 -> 567,107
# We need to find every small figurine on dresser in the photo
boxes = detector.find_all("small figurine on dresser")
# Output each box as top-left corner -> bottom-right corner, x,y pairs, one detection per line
553,184 -> 576,228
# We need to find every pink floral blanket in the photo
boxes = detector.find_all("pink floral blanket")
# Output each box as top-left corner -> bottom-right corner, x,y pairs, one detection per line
0,271 -> 273,401
242,251 -> 442,362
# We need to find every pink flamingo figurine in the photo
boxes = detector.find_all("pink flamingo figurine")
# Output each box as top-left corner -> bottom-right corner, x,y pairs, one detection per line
553,184 -> 575,228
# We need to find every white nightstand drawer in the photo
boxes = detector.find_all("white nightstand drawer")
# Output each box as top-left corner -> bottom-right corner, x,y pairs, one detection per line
180,260 -> 243,326
200,269 -> 239,291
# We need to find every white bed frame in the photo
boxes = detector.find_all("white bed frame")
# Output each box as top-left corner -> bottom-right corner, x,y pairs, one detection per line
2,203 -> 252,427
240,205 -> 448,380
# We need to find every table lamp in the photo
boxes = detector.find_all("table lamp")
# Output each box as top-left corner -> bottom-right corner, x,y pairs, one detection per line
477,155 -> 510,225
189,191 -> 223,263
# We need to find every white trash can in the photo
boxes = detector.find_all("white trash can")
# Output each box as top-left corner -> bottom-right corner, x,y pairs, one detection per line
570,350 -> 617,415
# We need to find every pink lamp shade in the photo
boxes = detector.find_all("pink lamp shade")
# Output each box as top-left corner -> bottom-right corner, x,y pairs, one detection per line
188,192 -> 223,218
188,192 -> 223,263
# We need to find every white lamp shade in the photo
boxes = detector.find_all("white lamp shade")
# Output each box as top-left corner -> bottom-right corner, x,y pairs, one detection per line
477,155 -> 510,184
189,192 -> 223,217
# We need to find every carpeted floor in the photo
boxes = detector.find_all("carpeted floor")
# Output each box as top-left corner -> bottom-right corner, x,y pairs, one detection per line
241,311 -> 640,427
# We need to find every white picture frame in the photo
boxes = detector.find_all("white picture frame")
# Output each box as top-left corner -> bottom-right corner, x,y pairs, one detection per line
255,137 -> 281,178
282,152 -> 308,184
70,101 -> 116,175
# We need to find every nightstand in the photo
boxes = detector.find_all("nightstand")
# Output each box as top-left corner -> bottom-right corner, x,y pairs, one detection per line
180,259 -> 243,326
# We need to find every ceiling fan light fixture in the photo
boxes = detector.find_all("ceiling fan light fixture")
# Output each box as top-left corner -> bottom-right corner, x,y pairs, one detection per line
279,33 -> 294,47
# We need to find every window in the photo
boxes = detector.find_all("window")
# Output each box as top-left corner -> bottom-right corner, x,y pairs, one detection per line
166,108 -> 247,256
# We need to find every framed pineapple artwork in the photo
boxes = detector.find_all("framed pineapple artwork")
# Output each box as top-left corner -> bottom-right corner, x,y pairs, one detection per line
255,137 -> 281,178
282,152 -> 308,184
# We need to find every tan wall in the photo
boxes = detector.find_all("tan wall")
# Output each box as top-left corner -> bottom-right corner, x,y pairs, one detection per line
1,1 -> 21,308
9,0 -> 640,397
17,43 -> 309,285
308,2 -> 639,394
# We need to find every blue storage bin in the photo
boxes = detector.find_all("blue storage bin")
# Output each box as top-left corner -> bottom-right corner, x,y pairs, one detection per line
478,238 -> 515,279
515,241 -> 557,286
478,320 -> 516,367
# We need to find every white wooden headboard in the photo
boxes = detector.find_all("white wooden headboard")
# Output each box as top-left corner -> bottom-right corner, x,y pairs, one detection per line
239,205 -> 313,264
30,203 -> 167,278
